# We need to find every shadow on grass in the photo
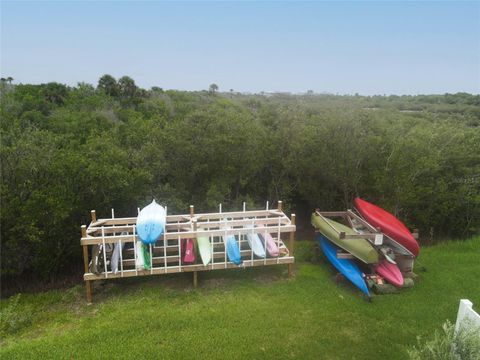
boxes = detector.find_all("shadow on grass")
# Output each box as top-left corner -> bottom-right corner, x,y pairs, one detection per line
90,263 -> 293,304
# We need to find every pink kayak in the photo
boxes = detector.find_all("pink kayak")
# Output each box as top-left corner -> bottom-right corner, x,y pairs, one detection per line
181,239 -> 196,264
258,232 -> 279,257
374,260 -> 404,288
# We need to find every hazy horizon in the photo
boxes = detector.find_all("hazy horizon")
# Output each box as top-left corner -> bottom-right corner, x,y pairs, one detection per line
1,1 -> 479,95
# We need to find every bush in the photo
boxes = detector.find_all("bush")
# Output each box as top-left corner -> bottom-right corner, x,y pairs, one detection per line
408,320 -> 480,360
2,80 -> 480,280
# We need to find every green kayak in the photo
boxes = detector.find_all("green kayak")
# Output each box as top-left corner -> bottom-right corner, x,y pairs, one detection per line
311,213 -> 379,264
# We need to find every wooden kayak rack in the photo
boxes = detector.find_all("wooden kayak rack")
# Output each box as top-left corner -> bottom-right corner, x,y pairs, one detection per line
81,201 -> 295,303
315,209 -> 416,275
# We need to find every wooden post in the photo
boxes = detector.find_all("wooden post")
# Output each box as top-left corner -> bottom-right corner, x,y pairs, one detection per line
81,225 -> 92,303
193,271 -> 198,288
277,200 -> 283,212
190,205 -> 194,218
90,210 -> 96,223
288,214 -> 296,278
192,218 -> 198,288
412,228 -> 419,240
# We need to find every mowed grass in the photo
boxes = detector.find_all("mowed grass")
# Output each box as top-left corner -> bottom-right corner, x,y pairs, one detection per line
1,237 -> 479,359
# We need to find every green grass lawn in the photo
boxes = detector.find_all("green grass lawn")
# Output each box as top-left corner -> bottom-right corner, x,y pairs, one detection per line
1,237 -> 479,359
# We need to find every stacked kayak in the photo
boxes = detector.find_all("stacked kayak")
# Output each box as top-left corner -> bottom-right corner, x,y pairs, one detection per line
354,197 -> 420,257
317,234 -> 370,298
311,213 -> 378,264
312,203 -> 417,298
374,260 -> 403,288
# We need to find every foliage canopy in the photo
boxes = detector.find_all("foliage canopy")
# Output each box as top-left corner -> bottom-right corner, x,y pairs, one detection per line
1,78 -> 479,279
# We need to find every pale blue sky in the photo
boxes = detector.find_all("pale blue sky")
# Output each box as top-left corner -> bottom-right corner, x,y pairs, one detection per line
1,1 -> 479,95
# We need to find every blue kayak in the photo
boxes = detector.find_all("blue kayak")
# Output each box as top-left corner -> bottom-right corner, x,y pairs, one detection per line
317,234 -> 370,297
136,200 -> 166,244
224,234 -> 242,265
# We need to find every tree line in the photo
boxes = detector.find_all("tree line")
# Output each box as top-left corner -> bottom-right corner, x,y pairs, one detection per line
1,75 -> 479,280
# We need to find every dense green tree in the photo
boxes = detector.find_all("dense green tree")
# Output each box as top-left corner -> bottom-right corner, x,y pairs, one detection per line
97,74 -> 118,97
42,82 -> 69,105
118,76 -> 137,98
1,79 -> 479,283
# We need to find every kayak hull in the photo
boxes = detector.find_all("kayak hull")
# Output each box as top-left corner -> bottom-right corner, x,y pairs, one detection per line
354,198 -> 420,257
197,236 -> 212,266
181,239 -> 196,264
374,260 -> 404,288
224,235 -> 242,265
317,234 -> 370,297
246,232 -> 266,258
311,213 -> 379,264
136,200 -> 166,245
259,232 -> 279,257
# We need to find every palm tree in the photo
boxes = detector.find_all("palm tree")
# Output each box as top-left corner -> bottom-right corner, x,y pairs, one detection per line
6,77 -> 13,84
98,74 -> 118,97
209,83 -> 219,94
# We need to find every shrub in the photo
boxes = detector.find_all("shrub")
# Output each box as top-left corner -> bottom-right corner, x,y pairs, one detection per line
408,320 -> 480,360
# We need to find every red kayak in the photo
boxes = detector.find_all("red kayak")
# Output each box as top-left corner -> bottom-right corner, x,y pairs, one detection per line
374,260 -> 404,288
354,197 -> 420,257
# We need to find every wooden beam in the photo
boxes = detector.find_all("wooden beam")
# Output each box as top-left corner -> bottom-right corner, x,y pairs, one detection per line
90,210 -> 97,223
81,225 -> 296,245
81,225 -> 92,303
336,250 -> 355,259
87,216 -> 291,236
90,209 -> 286,228
193,270 -> 198,288
315,211 -> 342,234
193,218 -> 198,288
288,213 -> 295,277
317,211 -> 349,217
83,256 -> 295,281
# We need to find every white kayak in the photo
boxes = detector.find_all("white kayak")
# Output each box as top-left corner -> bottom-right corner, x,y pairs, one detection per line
245,225 -> 266,258
111,231 -> 127,274
197,236 -> 212,266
